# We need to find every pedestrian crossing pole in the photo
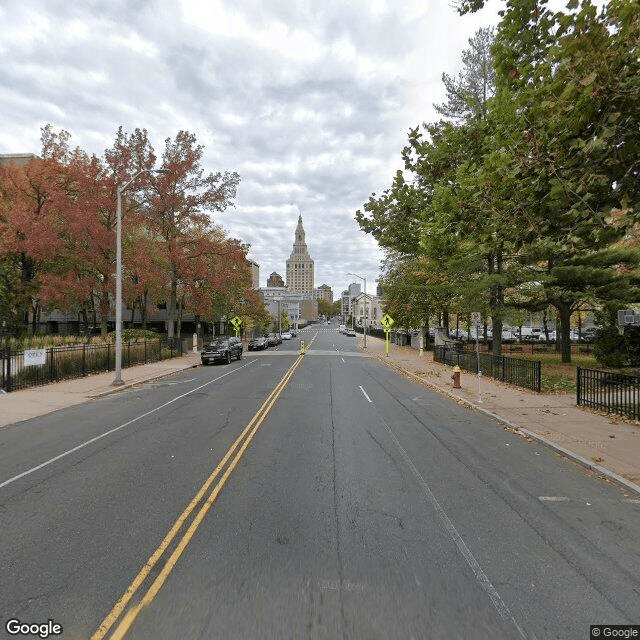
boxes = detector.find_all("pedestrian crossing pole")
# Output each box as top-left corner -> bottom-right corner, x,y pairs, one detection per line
380,314 -> 394,357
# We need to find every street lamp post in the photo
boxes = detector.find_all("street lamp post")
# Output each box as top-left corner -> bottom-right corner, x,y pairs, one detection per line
113,168 -> 169,386
347,272 -> 367,349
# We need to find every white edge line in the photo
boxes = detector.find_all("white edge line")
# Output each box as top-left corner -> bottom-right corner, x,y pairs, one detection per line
0,360 -> 256,490
374,409 -> 527,639
359,385 -> 372,403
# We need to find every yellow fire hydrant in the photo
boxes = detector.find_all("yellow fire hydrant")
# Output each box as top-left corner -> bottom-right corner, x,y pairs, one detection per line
452,365 -> 461,389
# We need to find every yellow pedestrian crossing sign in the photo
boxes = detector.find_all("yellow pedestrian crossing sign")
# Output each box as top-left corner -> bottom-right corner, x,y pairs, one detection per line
380,314 -> 394,330
230,316 -> 242,336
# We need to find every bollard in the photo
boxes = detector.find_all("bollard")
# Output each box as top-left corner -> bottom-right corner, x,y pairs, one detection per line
451,365 -> 461,388
300,340 -> 306,355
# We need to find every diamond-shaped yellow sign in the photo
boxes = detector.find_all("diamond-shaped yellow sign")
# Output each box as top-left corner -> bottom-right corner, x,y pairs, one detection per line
230,316 -> 242,328
380,314 -> 394,330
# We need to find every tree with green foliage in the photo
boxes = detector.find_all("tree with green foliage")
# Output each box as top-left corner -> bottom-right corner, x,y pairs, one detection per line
435,27 -> 496,122
492,0 -> 640,361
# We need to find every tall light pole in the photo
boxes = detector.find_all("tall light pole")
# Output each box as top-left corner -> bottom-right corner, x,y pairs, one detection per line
113,168 -> 169,386
347,273 -> 367,349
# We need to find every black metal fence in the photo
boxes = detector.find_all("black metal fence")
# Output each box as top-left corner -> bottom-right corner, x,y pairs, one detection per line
576,367 -> 640,420
473,342 -> 593,356
1,338 -> 188,392
434,345 -> 541,392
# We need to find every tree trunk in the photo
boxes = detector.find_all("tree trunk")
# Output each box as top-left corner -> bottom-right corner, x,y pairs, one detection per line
30,301 -> 40,336
138,291 -> 149,330
176,294 -> 185,339
555,300 -> 572,363
80,307 -> 89,337
98,287 -> 110,336
130,299 -> 136,329
166,276 -> 178,341
492,316 -> 503,355
488,252 -> 504,356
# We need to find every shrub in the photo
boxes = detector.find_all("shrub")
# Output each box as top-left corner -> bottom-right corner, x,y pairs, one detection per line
122,328 -> 161,342
593,326 -> 640,367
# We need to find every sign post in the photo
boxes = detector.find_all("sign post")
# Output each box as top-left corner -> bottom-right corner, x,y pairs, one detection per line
380,314 -> 395,356
471,312 -> 483,403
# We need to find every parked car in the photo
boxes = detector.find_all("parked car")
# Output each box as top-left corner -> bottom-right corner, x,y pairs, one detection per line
266,333 -> 281,346
345,328 -> 356,336
580,327 -> 598,342
201,338 -> 243,365
248,336 -> 269,351
281,331 -> 293,340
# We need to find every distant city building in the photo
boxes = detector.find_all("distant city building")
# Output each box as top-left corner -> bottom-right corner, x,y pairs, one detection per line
248,260 -> 260,289
259,287 -> 318,324
0,153 -> 38,167
267,272 -> 284,287
314,283 -> 333,303
286,215 -> 314,293
353,292 -> 383,327
341,283 -> 361,318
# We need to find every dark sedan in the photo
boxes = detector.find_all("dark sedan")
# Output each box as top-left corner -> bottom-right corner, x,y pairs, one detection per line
248,336 -> 269,350
201,338 -> 243,365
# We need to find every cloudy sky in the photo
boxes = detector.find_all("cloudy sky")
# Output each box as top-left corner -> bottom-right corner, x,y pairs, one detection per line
1,0 -> 503,297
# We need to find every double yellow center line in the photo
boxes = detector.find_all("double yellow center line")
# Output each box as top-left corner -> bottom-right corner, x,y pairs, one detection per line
92,353 -> 305,640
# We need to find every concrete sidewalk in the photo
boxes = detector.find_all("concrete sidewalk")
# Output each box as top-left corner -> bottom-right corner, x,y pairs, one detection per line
358,335 -> 640,496
0,350 -> 201,426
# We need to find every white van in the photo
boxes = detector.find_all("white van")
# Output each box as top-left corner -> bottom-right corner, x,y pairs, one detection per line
522,327 -> 542,341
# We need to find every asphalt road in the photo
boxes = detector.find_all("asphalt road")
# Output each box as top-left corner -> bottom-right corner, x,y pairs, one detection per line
1,327 -> 639,639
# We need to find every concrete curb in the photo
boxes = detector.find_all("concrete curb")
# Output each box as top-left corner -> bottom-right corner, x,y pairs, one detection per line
374,353 -> 640,498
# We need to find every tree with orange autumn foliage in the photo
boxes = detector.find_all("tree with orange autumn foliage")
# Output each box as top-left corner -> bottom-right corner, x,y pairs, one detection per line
142,130 -> 241,341
0,125 -> 248,338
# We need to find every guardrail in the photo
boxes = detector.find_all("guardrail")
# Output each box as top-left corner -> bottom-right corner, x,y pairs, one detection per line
577,367 -> 640,420
434,345 -> 541,393
1,338 -> 188,392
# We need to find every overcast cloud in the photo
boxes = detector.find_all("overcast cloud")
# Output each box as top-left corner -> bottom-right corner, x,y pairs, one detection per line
1,0 -> 503,297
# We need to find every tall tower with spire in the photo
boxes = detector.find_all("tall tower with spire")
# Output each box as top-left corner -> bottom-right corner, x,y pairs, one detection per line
286,215 -> 314,292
